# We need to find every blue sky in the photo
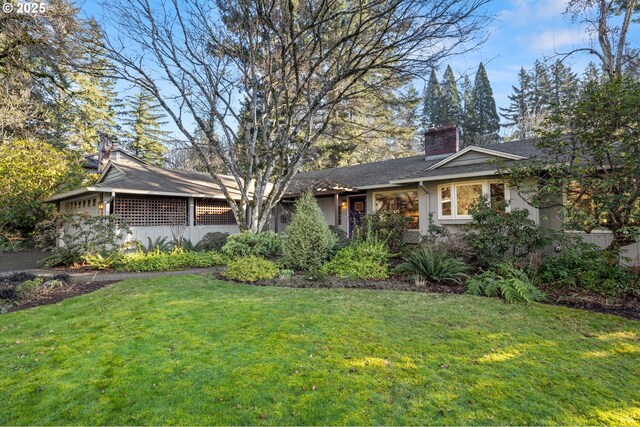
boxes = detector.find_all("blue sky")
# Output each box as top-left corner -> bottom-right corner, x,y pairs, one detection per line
81,0 -> 636,137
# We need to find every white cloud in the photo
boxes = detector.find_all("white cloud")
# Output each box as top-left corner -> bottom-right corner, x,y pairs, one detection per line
529,28 -> 590,53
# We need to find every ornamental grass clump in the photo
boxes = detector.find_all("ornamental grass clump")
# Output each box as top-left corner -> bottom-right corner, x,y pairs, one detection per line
283,192 -> 336,271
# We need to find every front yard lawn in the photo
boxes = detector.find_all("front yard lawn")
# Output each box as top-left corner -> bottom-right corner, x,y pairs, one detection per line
0,276 -> 639,425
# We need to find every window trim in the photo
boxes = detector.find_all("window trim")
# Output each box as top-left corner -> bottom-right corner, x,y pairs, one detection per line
437,180 -> 509,220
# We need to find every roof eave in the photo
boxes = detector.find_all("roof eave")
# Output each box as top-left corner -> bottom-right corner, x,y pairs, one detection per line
389,170 -> 502,184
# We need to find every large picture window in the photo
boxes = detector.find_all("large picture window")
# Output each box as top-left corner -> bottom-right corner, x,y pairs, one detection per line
438,181 -> 507,219
374,190 -> 419,229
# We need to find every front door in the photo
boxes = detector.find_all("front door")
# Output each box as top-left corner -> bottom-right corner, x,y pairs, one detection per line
348,196 -> 367,237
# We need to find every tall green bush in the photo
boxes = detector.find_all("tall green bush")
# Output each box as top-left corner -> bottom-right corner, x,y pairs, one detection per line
463,198 -> 555,266
354,210 -> 411,254
283,192 -> 336,271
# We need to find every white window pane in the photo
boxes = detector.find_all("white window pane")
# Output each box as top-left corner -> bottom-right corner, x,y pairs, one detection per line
490,183 -> 506,210
441,186 -> 451,216
375,191 -> 419,229
456,184 -> 483,216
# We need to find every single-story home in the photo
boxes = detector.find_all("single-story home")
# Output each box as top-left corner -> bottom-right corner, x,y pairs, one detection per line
46,126 -> 639,265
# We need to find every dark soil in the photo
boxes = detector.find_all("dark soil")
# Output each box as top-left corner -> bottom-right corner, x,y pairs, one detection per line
541,286 -> 640,321
6,280 -> 119,313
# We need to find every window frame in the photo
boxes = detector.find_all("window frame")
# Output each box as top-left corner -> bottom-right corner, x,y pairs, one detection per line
437,180 -> 509,220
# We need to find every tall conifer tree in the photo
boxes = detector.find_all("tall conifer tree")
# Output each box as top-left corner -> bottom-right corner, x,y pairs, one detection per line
439,65 -> 462,126
122,88 -> 170,166
465,63 -> 499,146
421,69 -> 441,128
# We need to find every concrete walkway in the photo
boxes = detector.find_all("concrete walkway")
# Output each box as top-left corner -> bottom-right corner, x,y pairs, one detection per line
1,267 -> 223,283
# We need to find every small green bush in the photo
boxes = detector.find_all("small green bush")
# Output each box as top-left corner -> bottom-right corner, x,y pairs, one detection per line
467,263 -> 546,303
283,192 -> 336,271
196,232 -> 230,252
117,249 -> 226,272
463,198 -> 555,266
538,242 -> 639,297
221,231 -> 283,259
321,241 -> 390,280
395,246 -> 468,285
223,256 -> 279,282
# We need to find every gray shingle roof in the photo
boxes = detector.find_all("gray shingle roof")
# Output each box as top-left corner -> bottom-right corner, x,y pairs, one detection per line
287,139 -> 542,193
96,162 -> 243,198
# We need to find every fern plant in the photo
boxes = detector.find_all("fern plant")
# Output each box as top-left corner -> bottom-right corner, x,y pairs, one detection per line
395,246 -> 468,285
467,263 -> 546,303
138,236 -> 172,254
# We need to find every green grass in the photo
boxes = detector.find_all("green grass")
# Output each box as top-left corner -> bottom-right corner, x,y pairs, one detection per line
1,276 -> 639,425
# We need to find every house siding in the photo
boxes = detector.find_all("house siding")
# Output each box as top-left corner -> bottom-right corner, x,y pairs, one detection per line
439,151 -> 495,168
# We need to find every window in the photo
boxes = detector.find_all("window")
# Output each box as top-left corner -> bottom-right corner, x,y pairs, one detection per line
374,190 -> 419,229
439,181 -> 507,219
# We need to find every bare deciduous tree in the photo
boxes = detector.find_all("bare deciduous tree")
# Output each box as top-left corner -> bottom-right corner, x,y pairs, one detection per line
564,0 -> 639,79
102,0 -> 490,232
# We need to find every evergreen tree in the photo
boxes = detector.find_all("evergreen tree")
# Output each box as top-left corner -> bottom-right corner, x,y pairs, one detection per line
548,60 -> 579,111
122,89 -> 170,166
460,74 -> 473,146
583,61 -> 603,86
421,69 -> 441,128
439,65 -> 462,126
500,68 -> 532,140
530,60 -> 551,116
465,63 -> 500,146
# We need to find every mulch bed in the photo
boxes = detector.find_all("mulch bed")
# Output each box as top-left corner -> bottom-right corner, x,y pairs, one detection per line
541,286 -> 640,321
5,280 -> 119,313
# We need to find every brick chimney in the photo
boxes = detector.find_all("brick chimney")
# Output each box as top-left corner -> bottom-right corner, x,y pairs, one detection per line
424,124 -> 460,159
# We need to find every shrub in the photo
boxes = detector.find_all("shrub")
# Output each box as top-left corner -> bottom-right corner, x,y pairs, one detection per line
328,226 -> 350,251
538,241 -> 639,297
15,278 -> 43,299
117,249 -> 226,272
0,273 -> 70,303
223,256 -> 279,282
463,198 -> 555,266
467,263 -> 546,303
83,252 -> 125,270
395,246 -> 468,285
222,231 -> 283,259
196,232 -> 230,252
283,192 -> 336,270
138,236 -> 173,254
321,241 -> 391,280
354,210 -> 411,253
35,213 -> 132,267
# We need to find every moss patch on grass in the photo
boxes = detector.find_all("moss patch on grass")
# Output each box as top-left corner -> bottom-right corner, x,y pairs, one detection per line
0,276 -> 639,425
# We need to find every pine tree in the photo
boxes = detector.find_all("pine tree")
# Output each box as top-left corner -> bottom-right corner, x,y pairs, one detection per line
460,74 -> 473,146
122,89 -> 170,166
530,60 -> 551,116
548,60 -> 579,110
421,69 -> 441,128
465,63 -> 500,146
439,65 -> 462,126
500,67 -> 533,140
583,61 -> 602,86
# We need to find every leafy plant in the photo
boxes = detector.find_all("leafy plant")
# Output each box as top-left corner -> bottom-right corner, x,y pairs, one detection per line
467,263 -> 546,303
321,241 -> 391,280
222,231 -> 283,259
117,249 -> 226,272
283,192 -> 336,271
463,198 -> 555,266
35,213 -> 132,267
15,278 -> 44,299
83,252 -> 124,270
223,256 -> 279,282
138,236 -> 172,254
196,232 -> 230,252
538,241 -> 639,297
354,210 -> 411,253
395,246 -> 468,285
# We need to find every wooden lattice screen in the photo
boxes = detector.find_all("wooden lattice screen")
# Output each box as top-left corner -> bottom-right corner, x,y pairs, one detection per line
195,199 -> 236,225
113,195 -> 187,226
